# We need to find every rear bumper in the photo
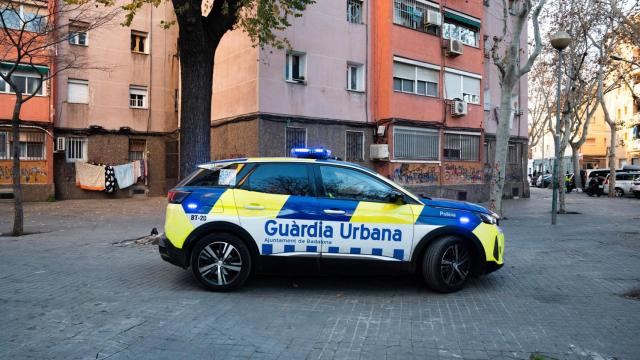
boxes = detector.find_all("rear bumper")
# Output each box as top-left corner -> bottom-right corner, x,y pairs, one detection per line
158,234 -> 188,268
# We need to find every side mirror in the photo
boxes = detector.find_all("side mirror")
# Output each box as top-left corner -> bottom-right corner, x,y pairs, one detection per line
389,190 -> 406,205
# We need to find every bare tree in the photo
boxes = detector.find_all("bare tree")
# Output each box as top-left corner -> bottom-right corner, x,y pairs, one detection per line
0,1 -> 119,236
528,59 -> 554,150
486,0 -> 546,216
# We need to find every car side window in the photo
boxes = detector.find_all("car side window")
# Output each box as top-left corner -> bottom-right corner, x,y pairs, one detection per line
319,165 -> 397,202
238,163 -> 312,196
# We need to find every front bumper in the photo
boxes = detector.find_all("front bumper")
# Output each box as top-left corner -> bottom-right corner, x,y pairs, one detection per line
484,261 -> 504,274
158,234 -> 188,268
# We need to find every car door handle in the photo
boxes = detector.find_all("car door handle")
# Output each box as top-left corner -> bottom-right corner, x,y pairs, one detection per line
323,209 -> 346,215
244,204 -> 265,210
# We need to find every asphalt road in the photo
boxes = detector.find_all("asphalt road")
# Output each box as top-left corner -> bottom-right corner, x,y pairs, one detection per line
0,188 -> 639,360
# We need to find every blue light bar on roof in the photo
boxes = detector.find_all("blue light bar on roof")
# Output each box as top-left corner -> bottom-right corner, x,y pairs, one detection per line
290,147 -> 332,159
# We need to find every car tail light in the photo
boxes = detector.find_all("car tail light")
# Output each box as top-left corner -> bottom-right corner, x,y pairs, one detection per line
167,190 -> 191,204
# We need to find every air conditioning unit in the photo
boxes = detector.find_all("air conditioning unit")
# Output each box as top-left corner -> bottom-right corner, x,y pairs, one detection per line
424,10 -> 442,27
370,144 -> 390,160
451,101 -> 468,117
447,39 -> 464,56
55,137 -> 66,152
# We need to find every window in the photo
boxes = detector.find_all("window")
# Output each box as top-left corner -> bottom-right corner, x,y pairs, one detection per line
67,79 -> 88,103
347,0 -> 363,23
180,164 -> 239,187
484,141 -> 495,164
3,131 -> 45,160
0,72 -> 44,95
393,0 -> 440,35
320,165 -> 397,202
345,131 -> 364,162
443,21 -> 479,47
586,138 -> 596,145
508,143 -> 522,164
347,63 -> 364,91
285,127 -> 306,156
393,60 -> 438,97
239,163 -> 311,196
128,139 -> 146,161
393,126 -> 439,161
129,85 -> 148,108
1,7 -> 46,32
443,132 -> 480,161
0,132 -> 8,159
131,31 -> 148,53
285,52 -> 306,83
444,70 -> 481,104
68,22 -> 88,46
66,137 -> 87,162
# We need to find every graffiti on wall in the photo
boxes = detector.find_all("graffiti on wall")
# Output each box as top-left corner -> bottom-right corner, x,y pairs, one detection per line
442,163 -> 483,185
0,162 -> 48,184
392,163 -> 439,185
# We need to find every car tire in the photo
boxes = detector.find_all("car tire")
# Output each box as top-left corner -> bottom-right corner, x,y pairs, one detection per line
614,188 -> 624,197
191,233 -> 251,291
422,236 -> 472,293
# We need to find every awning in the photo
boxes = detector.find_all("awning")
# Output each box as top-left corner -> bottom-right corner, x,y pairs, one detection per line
444,10 -> 481,29
0,62 -> 49,75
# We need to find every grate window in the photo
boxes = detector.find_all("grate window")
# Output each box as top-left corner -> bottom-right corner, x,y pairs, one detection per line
443,133 -> 480,161
345,131 -> 364,162
285,127 -> 307,156
393,127 -> 439,161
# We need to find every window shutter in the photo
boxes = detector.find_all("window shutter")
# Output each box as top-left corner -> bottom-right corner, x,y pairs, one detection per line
393,62 -> 416,80
444,72 -> 461,100
417,67 -> 438,83
67,79 -> 89,103
463,76 -> 481,96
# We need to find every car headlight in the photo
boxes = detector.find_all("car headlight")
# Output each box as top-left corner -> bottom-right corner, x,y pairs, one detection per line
478,212 -> 499,225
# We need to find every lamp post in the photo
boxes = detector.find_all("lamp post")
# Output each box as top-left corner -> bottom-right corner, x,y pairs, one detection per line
550,31 -> 571,225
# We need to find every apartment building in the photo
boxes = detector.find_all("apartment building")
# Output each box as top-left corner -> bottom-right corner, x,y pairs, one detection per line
0,0 -> 55,201
53,2 -> 180,199
210,0 -> 371,163
370,0 -> 486,201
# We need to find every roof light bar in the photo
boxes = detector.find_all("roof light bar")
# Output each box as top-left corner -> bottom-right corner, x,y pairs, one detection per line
290,147 -> 332,159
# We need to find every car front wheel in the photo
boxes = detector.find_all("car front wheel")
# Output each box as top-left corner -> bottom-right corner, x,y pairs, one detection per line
422,236 -> 472,293
614,188 -> 624,197
191,233 -> 251,291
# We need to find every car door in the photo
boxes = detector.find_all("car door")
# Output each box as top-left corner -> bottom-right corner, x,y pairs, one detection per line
233,162 -> 322,257
314,164 -> 416,262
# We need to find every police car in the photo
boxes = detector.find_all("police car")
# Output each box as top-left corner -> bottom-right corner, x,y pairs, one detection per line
159,148 -> 504,293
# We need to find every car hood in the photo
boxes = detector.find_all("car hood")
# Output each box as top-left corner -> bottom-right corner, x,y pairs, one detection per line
421,198 -> 492,215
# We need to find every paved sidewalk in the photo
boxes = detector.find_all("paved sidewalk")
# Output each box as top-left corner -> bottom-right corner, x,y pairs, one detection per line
0,189 -> 639,360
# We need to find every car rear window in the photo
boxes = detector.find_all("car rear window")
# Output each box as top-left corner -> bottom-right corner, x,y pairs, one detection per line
179,164 -> 239,187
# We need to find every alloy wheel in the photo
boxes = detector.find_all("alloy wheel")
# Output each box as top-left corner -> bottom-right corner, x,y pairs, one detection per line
440,244 -> 470,287
614,188 -> 624,197
197,242 -> 243,286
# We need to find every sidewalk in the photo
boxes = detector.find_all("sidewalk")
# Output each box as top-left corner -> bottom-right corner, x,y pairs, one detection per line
0,189 -> 638,360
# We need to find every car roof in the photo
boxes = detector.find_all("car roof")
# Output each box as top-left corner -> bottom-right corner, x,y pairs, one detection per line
199,157 -> 375,173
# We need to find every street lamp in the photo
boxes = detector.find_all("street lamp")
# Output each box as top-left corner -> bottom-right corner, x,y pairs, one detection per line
550,31 -> 571,225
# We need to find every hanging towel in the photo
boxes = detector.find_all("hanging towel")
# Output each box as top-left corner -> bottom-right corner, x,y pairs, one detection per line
75,162 -> 106,191
133,160 -> 142,181
104,166 -> 116,193
113,163 -> 135,189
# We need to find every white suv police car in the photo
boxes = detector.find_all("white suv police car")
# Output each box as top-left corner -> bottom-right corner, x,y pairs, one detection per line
159,148 -> 504,293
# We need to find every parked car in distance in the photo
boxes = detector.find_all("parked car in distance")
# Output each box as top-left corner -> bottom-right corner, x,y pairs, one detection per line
536,174 -> 552,188
603,172 -> 640,197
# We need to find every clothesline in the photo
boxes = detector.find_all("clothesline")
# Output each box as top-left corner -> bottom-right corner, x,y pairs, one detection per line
75,159 -> 148,193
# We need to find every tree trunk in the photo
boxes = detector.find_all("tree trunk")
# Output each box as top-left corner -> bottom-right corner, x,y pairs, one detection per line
490,86 -> 514,216
557,148 -> 566,213
11,98 -> 23,236
571,144 -> 582,190
176,24 -> 218,179
608,125 -> 617,196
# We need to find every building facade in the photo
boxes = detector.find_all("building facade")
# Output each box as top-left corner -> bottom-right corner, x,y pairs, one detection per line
53,1 -> 180,199
0,0 -> 55,201
210,0 -> 529,203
